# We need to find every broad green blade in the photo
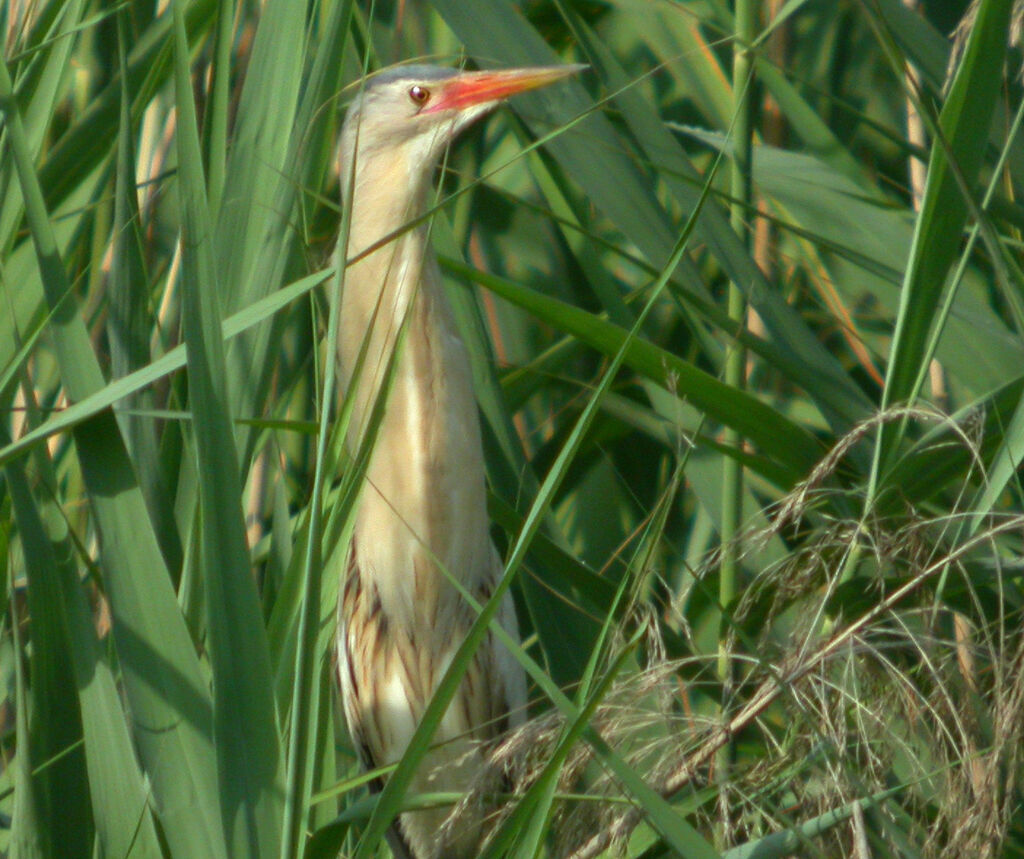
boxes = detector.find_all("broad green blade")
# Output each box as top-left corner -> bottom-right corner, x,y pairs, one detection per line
873,0 -> 1012,475
215,0 -> 308,464
6,442 -> 161,858
170,3 -> 285,856
4,448 -> 90,857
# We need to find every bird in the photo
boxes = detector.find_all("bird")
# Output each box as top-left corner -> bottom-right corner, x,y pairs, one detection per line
333,63 -> 580,859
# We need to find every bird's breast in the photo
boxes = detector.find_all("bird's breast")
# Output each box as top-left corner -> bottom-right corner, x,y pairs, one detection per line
339,245 -> 494,625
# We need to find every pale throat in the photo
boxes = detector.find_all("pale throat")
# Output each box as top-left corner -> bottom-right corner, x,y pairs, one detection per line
339,152 -> 429,366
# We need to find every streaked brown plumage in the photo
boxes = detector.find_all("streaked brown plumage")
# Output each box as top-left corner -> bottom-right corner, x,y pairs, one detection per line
334,64 -> 579,858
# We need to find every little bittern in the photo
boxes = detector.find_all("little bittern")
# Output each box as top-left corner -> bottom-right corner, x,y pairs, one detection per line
334,64 -> 579,858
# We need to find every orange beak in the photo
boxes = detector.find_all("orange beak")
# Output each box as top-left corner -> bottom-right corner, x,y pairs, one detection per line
425,64 -> 585,114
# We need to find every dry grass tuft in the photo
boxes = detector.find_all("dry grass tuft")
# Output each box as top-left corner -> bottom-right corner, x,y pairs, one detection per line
449,408 -> 1024,857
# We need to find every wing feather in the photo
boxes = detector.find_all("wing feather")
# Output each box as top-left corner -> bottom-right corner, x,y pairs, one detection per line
337,541 -> 522,858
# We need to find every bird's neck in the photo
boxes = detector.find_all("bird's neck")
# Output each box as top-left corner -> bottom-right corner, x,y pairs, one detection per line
337,156 -> 494,616
337,155 -> 438,425
343,155 -> 431,262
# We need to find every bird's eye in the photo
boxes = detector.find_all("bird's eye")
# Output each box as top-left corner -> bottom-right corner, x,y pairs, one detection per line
408,85 -> 431,106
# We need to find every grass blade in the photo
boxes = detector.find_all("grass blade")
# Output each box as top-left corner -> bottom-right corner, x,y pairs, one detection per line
170,2 -> 285,855
872,0 -> 1012,478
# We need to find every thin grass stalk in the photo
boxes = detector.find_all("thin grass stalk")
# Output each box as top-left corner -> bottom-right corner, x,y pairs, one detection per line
205,0 -> 233,216
717,0 -> 758,841
278,1 -> 357,852
277,217 -> 334,859
9,577 -> 46,858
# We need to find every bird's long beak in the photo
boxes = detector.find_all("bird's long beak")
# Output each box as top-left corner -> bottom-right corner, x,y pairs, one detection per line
426,64 -> 585,114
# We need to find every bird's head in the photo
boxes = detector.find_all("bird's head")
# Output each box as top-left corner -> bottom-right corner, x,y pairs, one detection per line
339,63 -> 581,189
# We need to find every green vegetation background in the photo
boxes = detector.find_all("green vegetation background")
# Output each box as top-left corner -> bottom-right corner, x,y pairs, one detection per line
1,0 -> 1022,857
